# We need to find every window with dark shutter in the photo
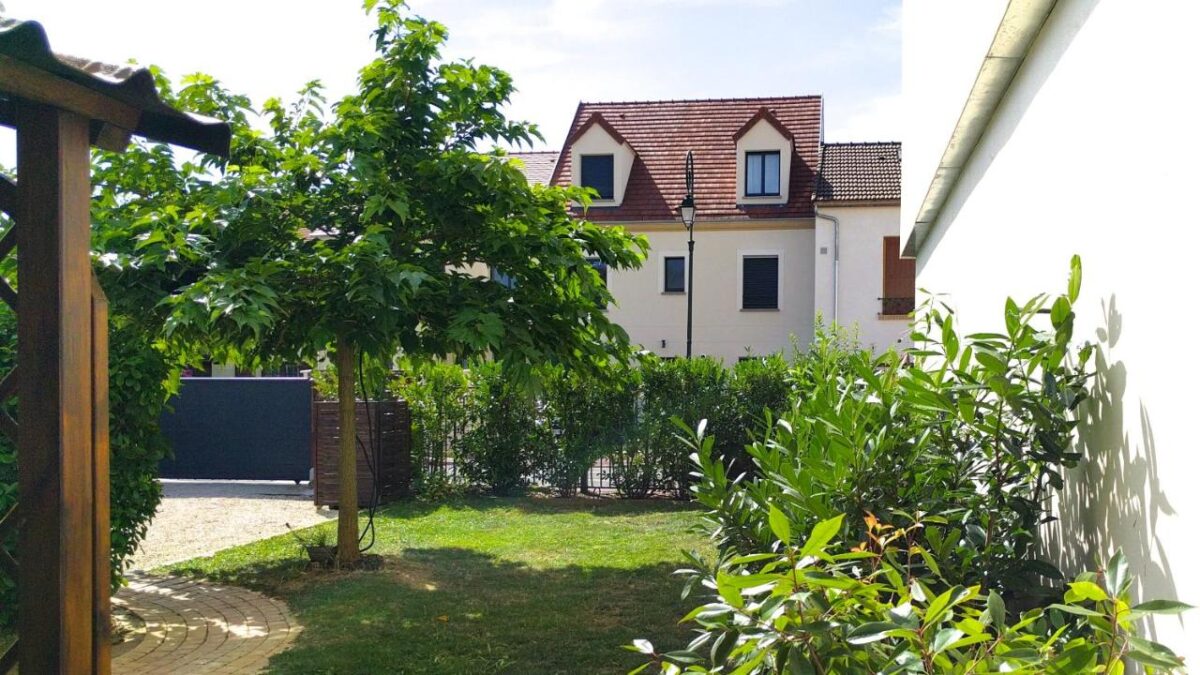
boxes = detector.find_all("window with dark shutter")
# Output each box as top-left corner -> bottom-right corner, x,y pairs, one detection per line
742,256 -> 779,310
580,154 -> 615,199
881,237 -> 916,315
664,256 -> 686,293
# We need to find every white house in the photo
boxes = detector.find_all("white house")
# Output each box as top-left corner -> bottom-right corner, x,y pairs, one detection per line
904,0 -> 1198,662
511,96 -> 909,361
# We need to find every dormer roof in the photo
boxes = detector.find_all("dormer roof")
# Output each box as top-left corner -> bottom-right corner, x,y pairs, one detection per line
733,107 -> 794,142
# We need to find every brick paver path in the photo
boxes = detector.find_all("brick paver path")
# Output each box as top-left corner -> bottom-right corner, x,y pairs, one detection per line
112,573 -> 298,674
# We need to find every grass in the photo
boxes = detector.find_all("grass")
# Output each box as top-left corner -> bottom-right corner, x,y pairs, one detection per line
165,496 -> 711,674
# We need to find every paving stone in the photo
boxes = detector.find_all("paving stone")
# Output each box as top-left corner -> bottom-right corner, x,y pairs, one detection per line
112,573 -> 298,674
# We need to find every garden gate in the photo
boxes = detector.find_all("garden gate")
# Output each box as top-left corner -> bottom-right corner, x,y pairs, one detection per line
160,377 -> 313,482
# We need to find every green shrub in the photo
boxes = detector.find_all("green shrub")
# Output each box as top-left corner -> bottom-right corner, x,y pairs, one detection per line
540,366 -> 639,496
389,360 -> 472,488
630,258 -> 1190,672
633,497 -> 1189,673
0,308 -> 173,628
638,356 -> 734,499
458,362 -> 550,495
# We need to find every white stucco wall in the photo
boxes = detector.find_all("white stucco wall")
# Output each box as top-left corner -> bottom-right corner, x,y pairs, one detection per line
814,205 -> 911,353
906,0 -> 1199,660
605,222 -> 815,362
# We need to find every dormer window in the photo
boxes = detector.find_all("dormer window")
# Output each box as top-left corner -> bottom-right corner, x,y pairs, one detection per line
745,151 -> 781,197
580,154 -> 615,200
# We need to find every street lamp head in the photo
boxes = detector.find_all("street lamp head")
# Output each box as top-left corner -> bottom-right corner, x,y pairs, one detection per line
679,195 -> 696,229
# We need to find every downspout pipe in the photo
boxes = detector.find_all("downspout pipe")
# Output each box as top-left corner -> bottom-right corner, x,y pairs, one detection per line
815,209 -> 840,324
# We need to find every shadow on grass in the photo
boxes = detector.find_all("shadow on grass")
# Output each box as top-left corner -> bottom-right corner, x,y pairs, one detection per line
180,547 -> 698,675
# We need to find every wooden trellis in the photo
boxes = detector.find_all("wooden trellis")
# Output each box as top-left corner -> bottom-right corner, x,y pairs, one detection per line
0,17 -> 228,673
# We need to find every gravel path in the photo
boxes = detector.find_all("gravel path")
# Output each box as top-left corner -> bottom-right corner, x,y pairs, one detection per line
128,480 -> 335,571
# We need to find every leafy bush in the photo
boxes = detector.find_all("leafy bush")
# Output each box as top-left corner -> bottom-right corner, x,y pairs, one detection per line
632,259 -> 1192,672
540,367 -> 639,496
389,360 -> 472,490
633,500 -> 1189,673
694,260 -> 1092,599
458,363 -> 551,495
0,309 -> 174,628
636,356 -> 735,499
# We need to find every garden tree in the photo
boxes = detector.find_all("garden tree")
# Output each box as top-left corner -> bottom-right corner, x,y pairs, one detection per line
163,3 -> 648,563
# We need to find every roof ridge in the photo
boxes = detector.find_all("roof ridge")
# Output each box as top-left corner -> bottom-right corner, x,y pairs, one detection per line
578,94 -> 822,106
821,140 -> 902,147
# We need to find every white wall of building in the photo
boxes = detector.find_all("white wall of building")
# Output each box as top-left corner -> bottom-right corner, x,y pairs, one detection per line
905,0 -> 1199,660
606,222 -> 815,362
814,205 -> 911,353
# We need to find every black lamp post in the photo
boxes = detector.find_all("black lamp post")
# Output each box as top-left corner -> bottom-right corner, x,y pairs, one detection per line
679,151 -> 697,358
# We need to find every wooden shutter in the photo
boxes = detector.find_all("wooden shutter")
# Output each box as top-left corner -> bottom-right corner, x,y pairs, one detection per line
742,256 -> 779,309
882,236 -> 915,314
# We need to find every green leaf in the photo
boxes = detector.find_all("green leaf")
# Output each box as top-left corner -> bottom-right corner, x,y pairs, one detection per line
1106,550 -> 1130,595
768,504 -> 791,544
1067,254 -> 1082,303
799,514 -> 844,559
846,621 -> 898,645
930,627 -> 965,655
1064,581 -> 1108,603
1131,599 -> 1193,615
987,591 -> 1006,631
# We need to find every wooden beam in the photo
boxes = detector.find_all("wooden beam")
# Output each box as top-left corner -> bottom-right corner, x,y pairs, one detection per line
0,175 -> 14,218
0,54 -> 138,148
15,100 -> 97,673
91,275 -> 112,674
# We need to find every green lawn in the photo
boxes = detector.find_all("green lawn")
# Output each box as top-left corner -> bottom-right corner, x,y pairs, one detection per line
165,497 -> 710,674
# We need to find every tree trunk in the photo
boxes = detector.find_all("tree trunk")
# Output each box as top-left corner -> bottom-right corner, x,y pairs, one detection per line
335,336 -> 361,566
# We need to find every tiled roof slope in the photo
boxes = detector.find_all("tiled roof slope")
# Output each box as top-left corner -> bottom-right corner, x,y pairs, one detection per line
814,142 -> 901,203
508,151 -> 559,186
550,97 -> 822,222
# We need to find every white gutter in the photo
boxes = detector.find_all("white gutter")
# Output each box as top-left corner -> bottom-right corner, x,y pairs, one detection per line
814,210 -> 840,323
905,0 -> 1058,257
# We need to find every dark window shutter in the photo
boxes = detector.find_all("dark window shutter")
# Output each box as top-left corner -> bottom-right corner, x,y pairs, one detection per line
882,236 -> 915,314
664,256 -> 686,292
742,256 -> 778,309
580,155 -> 614,199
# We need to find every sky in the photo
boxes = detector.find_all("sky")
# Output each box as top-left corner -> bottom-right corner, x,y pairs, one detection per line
0,0 -> 900,164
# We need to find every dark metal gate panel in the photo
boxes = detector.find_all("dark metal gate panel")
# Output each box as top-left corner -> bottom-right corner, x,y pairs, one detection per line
160,377 -> 312,481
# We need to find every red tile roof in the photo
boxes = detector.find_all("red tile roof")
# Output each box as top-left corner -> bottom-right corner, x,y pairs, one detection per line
508,151 -> 559,186
814,142 -> 901,203
550,96 -> 823,222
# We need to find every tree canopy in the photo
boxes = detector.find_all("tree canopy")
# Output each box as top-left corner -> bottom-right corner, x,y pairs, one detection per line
163,4 -> 648,379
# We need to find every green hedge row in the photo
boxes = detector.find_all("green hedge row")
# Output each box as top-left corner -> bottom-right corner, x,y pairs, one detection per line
379,350 -> 815,499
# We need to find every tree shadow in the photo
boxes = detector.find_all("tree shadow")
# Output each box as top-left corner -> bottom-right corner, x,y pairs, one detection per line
187,547 -> 697,675
1043,294 -> 1179,639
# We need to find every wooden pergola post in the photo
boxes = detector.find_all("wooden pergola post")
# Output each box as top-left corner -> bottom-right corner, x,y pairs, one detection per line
0,16 -> 230,673
14,101 -> 101,672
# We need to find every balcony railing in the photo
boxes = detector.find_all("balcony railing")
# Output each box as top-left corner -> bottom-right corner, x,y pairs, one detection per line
879,296 -> 916,316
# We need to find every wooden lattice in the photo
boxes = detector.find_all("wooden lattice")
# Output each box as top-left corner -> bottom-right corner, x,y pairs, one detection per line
0,173 -> 17,672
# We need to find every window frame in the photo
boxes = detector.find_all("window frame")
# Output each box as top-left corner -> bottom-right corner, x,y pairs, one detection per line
744,150 -> 781,198
661,253 -> 687,294
738,251 -> 781,311
580,153 -> 616,200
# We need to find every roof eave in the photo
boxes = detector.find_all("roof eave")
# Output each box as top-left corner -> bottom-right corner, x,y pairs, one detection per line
904,0 -> 1057,257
